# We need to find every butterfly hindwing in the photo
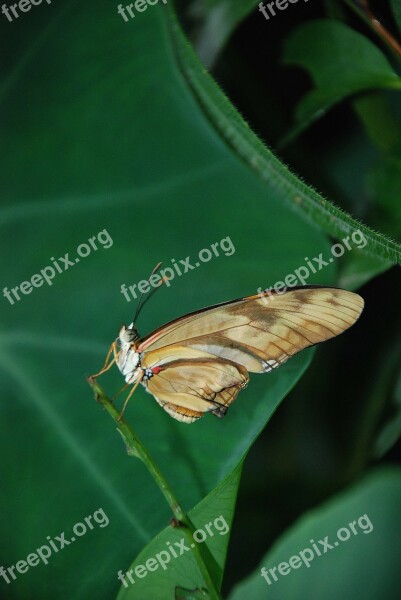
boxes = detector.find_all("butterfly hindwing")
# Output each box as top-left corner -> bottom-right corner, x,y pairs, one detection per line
145,355 -> 249,423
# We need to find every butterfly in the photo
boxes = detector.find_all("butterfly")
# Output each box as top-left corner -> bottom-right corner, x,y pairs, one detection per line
92,271 -> 364,423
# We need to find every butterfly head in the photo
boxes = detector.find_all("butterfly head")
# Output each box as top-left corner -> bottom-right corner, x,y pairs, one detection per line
119,323 -> 140,345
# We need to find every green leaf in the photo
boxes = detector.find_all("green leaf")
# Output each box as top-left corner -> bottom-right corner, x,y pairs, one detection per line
337,251 -> 392,290
117,464 -> 243,599
0,2 -> 338,598
166,9 -> 401,263
228,468 -> 401,600
174,587 -> 208,600
280,19 -> 401,146
352,92 -> 401,153
344,342 -> 401,477
373,347 -> 401,459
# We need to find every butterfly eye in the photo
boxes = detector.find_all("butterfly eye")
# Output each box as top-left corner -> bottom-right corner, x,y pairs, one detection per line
119,325 -> 138,343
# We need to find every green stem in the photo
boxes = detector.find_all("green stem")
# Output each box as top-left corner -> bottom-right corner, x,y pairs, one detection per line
87,377 -> 223,600
341,0 -> 401,65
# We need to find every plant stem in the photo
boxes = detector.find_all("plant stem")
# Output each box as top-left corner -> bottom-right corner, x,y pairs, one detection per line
341,0 -> 401,63
87,377 -> 222,600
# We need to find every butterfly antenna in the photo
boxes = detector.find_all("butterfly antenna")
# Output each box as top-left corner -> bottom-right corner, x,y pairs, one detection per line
132,262 -> 168,326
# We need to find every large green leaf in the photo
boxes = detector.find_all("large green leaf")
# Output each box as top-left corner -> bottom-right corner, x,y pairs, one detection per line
280,19 -> 401,147
0,2 -> 340,598
228,468 -> 401,600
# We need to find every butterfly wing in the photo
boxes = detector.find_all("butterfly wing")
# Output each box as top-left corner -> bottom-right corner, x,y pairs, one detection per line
145,355 -> 248,423
140,287 -> 364,374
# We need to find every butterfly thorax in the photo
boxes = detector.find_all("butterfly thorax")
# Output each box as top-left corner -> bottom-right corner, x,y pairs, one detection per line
117,342 -> 142,384
116,323 -> 141,383
117,323 -> 156,384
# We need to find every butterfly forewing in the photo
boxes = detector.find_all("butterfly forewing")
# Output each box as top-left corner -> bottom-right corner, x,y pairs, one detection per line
140,287 -> 364,372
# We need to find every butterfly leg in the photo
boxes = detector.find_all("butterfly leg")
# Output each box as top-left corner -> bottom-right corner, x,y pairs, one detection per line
113,382 -> 129,401
91,341 -> 119,379
212,405 -> 229,418
118,372 -> 144,421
